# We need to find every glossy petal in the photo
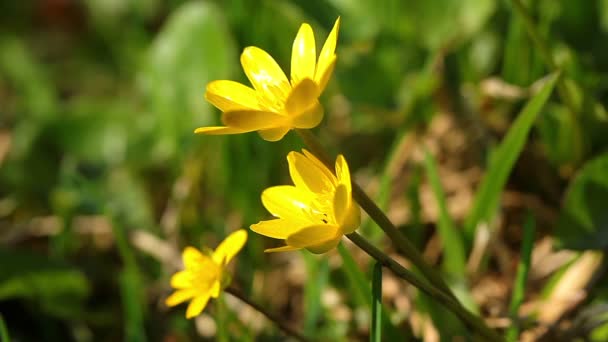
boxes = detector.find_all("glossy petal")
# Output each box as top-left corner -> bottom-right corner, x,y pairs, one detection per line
170,270 -> 193,289
265,245 -> 301,253
307,236 -> 342,254
287,151 -> 335,194
250,218 -> 305,239
341,203 -> 361,234
194,126 -> 247,135
333,183 -> 349,225
205,80 -> 260,111
285,78 -> 319,116
292,101 -> 324,129
314,56 -> 336,94
186,294 -> 210,319
222,110 -> 287,131
261,185 -> 314,224
258,126 -> 290,141
212,230 -> 248,265
182,247 -> 210,269
291,23 -> 316,85
286,224 -> 341,248
335,155 -> 351,192
209,280 -> 221,298
166,289 -> 196,307
241,47 -> 291,105
315,18 -> 340,91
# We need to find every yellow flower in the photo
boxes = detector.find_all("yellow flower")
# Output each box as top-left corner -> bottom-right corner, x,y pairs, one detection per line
196,18 -> 341,141
165,230 -> 247,318
251,150 -> 360,253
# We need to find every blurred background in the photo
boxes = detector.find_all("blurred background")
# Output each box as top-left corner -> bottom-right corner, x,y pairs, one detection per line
1,0 -> 608,341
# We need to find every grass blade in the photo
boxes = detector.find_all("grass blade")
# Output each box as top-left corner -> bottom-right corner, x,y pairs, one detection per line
423,149 -> 466,276
337,243 -> 371,308
370,262 -> 382,342
506,214 -> 536,341
464,72 -> 559,241
0,314 -> 9,342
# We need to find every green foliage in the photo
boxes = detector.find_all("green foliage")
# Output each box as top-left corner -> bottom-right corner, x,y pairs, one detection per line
555,153 -> 608,250
2,0 -> 608,340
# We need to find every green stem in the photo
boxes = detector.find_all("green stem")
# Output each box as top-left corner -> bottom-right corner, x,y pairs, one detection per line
295,129 -> 456,300
510,0 -> 578,117
347,233 -> 504,341
225,287 -> 311,342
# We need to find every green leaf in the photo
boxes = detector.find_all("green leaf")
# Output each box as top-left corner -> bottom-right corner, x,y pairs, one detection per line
506,214 -> 536,342
555,153 -> 608,250
0,314 -> 10,342
0,249 -> 89,302
141,1 -> 237,161
337,243 -> 370,308
423,149 -> 466,276
464,72 -> 559,240
370,262 -> 382,342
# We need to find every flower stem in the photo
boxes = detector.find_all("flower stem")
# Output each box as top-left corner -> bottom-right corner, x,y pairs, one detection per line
346,232 -> 504,341
225,286 -> 311,342
295,129 -> 456,300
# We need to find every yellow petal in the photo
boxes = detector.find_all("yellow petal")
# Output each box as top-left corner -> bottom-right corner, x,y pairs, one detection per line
170,270 -> 193,289
286,224 -> 341,248
287,151 -> 335,194
292,101 -> 324,129
165,289 -> 196,307
307,236 -> 342,254
261,185 -> 314,224
285,78 -> 319,116
335,155 -> 352,193
186,294 -> 210,319
291,23 -> 316,85
264,245 -> 301,253
250,218 -> 305,239
209,280 -> 221,298
341,203 -> 361,234
182,246 -> 211,269
222,110 -> 286,131
212,230 -> 247,265
258,126 -> 290,141
314,56 -> 336,94
333,183 -> 348,225
194,126 -> 248,135
315,17 -> 340,92
241,46 -> 291,105
205,80 -> 260,111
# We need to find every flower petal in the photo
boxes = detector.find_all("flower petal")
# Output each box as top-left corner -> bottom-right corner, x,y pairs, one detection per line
314,56 -> 336,93
165,289 -> 196,307
241,47 -> 291,106
291,23 -> 316,85
286,224 -> 341,248
194,126 -> 248,135
205,80 -> 260,111
335,155 -> 351,193
292,101 -> 324,129
250,218 -> 306,239
264,245 -> 301,253
212,230 -> 247,265
285,78 -> 319,116
287,151 -> 335,194
209,280 -> 221,298
261,185 -> 315,224
182,246 -> 211,269
258,126 -> 290,141
332,183 -> 348,225
170,270 -> 193,289
186,294 -> 210,319
222,110 -> 287,131
307,236 -> 342,254
315,17 -> 340,92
